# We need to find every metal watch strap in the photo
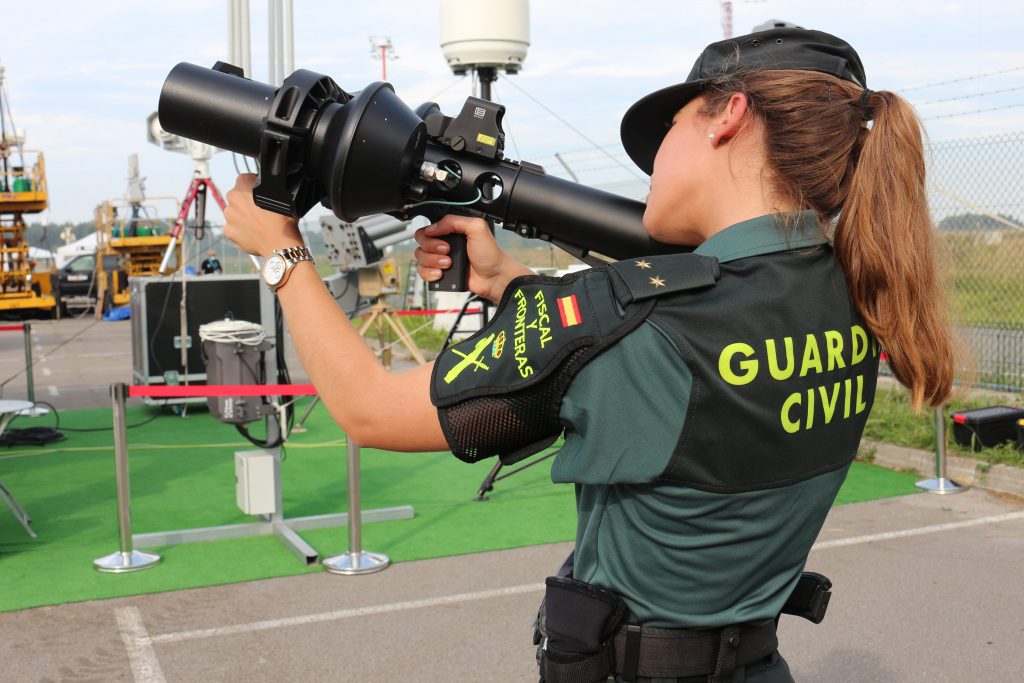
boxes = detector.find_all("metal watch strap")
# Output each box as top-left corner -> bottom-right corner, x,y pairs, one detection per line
266,245 -> 313,292
274,245 -> 313,264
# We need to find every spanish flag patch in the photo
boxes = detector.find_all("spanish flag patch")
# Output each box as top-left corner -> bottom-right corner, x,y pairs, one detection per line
557,294 -> 582,327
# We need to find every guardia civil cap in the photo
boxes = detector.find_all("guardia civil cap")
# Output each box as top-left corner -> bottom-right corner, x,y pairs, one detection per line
620,27 -> 867,174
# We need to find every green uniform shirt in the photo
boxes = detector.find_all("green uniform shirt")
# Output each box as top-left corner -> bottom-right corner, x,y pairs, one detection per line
553,212 -> 865,628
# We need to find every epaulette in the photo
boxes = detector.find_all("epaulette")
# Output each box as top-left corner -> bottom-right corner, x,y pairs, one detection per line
609,253 -> 720,303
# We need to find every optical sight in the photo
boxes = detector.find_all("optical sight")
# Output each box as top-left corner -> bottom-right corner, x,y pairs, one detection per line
158,62 -> 683,290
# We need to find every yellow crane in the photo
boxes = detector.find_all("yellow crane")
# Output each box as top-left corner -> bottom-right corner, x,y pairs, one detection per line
0,63 -> 56,313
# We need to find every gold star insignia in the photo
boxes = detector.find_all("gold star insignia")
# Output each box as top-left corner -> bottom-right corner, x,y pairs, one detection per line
649,276 -> 666,288
635,259 -> 652,269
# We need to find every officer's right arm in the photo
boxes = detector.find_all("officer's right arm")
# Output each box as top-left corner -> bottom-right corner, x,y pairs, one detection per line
414,215 -> 534,304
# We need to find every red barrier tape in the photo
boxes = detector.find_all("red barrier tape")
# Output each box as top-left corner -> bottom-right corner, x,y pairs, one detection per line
0,325 -> 26,332
130,383 -> 317,399
363,308 -> 482,317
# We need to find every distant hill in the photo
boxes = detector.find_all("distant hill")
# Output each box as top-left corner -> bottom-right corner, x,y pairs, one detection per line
938,212 -> 1024,232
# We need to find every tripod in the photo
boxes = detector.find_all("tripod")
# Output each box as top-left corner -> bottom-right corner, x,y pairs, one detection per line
159,175 -> 227,274
293,289 -> 426,432
358,299 -> 427,367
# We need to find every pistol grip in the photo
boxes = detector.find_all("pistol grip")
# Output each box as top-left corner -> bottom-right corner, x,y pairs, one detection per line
429,234 -> 469,293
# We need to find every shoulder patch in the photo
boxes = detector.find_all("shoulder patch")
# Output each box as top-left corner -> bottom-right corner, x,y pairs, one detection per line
609,253 -> 720,302
431,268 -> 650,407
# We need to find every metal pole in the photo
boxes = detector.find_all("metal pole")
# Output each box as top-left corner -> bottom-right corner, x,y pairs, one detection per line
94,383 -> 161,572
274,0 -> 285,85
228,0 -> 237,64
18,322 -> 46,416
23,322 -> 34,404
284,0 -> 294,75
916,405 -> 969,494
322,437 -> 390,574
241,0 -> 252,78
267,0 -> 277,85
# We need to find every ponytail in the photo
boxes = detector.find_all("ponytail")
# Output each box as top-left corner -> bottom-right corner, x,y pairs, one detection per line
833,91 -> 954,409
701,72 -> 955,410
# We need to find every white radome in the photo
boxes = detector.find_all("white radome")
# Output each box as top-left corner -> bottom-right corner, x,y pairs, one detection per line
440,0 -> 530,74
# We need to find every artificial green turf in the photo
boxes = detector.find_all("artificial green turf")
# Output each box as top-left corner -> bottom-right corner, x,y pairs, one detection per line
0,399 -> 920,612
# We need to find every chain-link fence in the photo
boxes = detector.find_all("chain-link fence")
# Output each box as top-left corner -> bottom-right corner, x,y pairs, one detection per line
535,132 -> 1024,393
929,133 -> 1024,392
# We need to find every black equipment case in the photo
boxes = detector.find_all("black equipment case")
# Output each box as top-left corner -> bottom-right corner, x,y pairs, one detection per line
951,406 -> 1024,451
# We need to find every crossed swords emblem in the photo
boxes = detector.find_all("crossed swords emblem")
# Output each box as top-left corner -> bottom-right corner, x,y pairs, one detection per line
443,333 -> 496,384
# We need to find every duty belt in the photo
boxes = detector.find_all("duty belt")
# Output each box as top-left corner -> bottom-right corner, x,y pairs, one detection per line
611,620 -> 778,682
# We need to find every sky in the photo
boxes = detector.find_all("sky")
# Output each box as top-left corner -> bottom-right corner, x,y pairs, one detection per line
2,0 -> 1022,226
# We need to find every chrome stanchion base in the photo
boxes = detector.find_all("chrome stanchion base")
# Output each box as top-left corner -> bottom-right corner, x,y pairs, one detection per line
916,477 -> 970,494
93,549 -> 162,573
322,551 -> 390,575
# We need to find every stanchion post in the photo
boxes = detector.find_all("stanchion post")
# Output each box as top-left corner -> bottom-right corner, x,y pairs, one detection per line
23,322 -> 34,405
322,437 -> 390,575
93,383 -> 162,572
916,405 -> 969,495
17,323 -> 48,417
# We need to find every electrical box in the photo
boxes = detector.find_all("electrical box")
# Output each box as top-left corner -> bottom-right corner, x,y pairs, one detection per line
235,450 -> 276,515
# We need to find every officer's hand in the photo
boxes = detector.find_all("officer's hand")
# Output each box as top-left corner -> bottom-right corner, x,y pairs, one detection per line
223,174 -> 304,257
414,215 -> 533,304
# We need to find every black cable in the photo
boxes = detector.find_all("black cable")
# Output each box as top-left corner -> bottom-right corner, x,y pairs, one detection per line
0,398 -> 160,444
60,402 -> 168,432
147,276 -> 180,375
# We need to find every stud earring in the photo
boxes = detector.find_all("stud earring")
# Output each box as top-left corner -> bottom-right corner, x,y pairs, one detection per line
709,133 -> 714,140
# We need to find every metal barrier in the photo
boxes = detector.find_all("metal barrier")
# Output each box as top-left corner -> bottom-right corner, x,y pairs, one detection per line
0,323 -> 48,415
93,382 -> 413,574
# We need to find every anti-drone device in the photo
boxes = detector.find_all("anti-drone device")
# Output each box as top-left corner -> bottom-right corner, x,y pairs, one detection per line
157,62 -> 686,291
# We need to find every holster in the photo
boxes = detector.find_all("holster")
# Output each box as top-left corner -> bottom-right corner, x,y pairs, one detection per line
537,575 -> 627,683
779,572 -> 832,624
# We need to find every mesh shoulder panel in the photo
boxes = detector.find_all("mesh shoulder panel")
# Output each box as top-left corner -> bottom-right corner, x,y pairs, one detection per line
440,346 -> 590,464
431,268 -> 652,464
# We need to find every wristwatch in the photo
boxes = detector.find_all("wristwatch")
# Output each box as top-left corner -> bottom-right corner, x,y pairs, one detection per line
261,245 -> 314,291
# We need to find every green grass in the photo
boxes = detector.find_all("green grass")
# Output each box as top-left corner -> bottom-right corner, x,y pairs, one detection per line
864,385 -> 1024,467
944,232 -> 1024,329
0,399 -> 922,613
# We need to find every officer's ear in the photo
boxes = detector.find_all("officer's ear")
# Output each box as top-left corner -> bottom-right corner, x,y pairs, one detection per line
710,93 -> 750,146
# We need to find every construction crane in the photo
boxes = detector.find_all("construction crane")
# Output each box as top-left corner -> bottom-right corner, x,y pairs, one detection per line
721,0 -> 768,39
0,63 -> 56,314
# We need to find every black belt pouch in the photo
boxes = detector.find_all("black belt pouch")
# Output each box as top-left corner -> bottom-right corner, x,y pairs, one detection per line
542,576 -> 627,681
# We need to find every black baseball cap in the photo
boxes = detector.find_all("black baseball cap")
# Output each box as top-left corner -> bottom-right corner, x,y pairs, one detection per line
620,27 -> 867,174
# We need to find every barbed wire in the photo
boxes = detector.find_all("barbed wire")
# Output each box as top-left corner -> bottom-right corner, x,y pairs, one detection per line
915,85 -> 1024,106
923,101 -> 1024,121
897,65 -> 1024,93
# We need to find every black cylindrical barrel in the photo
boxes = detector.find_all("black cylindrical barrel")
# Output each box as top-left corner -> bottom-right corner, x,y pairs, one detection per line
506,168 -> 681,260
158,63 -> 275,157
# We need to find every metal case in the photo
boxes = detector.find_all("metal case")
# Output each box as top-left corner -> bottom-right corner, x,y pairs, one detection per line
130,274 -> 265,389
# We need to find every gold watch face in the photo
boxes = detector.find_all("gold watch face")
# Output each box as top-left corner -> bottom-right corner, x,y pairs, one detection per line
263,254 -> 287,286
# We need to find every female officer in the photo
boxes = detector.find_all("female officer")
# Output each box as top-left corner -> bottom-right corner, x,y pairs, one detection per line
224,26 -> 954,683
